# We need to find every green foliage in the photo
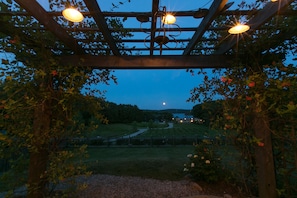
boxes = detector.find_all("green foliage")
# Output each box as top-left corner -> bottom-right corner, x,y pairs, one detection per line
0,0 -> 132,196
190,63 -> 297,195
0,152 -> 29,192
184,140 -> 223,183
103,102 -> 144,123
45,146 -> 91,197
191,101 -> 223,126
188,1 -> 297,196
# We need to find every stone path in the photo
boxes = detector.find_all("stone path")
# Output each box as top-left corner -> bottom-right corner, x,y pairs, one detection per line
107,122 -> 173,142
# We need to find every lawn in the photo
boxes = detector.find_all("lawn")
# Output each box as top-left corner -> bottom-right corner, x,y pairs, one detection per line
138,123 -> 222,138
81,123 -> 228,181
0,122 -> 233,192
88,122 -> 170,138
85,146 -> 194,180
88,123 -> 137,138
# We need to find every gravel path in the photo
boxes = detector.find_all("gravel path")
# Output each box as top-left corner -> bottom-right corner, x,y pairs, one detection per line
77,174 -> 203,198
0,174 -> 229,198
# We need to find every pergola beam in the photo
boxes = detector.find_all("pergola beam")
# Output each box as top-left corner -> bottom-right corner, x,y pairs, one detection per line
149,0 -> 160,55
84,0 -> 120,56
60,55 -> 231,69
2,10 -> 296,17
183,0 -> 228,55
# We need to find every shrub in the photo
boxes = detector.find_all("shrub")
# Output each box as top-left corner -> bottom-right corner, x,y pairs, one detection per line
184,140 -> 222,183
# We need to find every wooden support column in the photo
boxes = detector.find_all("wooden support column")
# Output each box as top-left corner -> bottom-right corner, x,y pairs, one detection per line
27,99 -> 51,198
251,64 -> 277,197
253,112 -> 277,198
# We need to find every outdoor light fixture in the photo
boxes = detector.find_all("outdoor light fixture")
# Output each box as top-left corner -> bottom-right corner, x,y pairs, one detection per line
162,13 -> 176,24
271,0 -> 278,2
136,6 -> 180,55
228,23 -> 250,34
62,7 -> 84,22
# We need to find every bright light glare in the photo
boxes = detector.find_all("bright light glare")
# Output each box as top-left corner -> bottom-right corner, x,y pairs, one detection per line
162,14 -> 176,25
62,8 -> 84,22
228,24 -> 250,34
162,102 -> 166,106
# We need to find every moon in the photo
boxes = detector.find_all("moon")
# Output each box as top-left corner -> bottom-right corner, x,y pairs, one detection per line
162,102 -> 166,106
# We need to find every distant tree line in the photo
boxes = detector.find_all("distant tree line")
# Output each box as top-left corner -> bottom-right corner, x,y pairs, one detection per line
101,102 -> 173,124
191,101 -> 223,126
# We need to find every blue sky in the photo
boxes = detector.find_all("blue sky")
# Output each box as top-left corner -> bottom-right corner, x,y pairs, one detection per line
100,69 -> 206,110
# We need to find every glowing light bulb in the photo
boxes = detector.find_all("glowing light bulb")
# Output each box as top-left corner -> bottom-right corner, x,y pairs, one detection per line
162,14 -> 176,25
228,24 -> 250,34
62,8 -> 84,23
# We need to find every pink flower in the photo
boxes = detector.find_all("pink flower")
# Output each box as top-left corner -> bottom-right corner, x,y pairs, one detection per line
224,124 -> 231,130
257,142 -> 264,147
221,76 -> 227,82
246,96 -> 252,101
248,81 -> 255,88
51,70 -> 58,76
281,82 -> 291,88
9,39 -> 17,44
225,115 -> 233,120
221,77 -> 232,84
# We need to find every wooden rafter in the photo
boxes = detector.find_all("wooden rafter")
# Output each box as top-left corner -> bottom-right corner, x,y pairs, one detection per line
149,0 -> 160,55
183,0 -> 228,55
2,10 -> 295,17
84,0 -> 120,55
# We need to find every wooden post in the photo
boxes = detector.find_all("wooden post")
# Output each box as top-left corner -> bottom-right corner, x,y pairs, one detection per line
253,113 -> 277,198
27,100 -> 51,198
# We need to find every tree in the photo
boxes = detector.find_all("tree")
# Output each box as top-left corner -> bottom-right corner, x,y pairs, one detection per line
0,1 -> 131,197
103,102 -> 144,123
191,101 -> 223,126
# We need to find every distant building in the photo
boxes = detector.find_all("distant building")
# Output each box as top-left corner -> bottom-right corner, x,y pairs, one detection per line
172,113 -> 204,124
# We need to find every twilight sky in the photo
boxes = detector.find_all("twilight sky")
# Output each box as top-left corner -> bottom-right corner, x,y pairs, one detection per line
100,69 -> 207,110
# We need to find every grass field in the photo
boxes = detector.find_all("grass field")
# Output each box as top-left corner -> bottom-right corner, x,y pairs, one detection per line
138,123 -> 221,138
85,146 -> 194,180
88,122 -> 223,139
88,122 -> 169,138
88,123 -> 137,138
1,123 -> 296,196
0,122 -> 230,192
83,122 -> 228,181
79,123 -> 228,181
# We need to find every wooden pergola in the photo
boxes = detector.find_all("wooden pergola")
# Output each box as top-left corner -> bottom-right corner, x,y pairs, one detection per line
0,0 -> 296,69
1,1 -> 297,198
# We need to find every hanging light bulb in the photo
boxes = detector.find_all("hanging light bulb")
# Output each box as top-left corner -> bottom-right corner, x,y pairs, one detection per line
228,23 -> 250,34
62,7 -> 84,23
162,13 -> 176,25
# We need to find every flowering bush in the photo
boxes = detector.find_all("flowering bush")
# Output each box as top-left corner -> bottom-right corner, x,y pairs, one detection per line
184,140 -> 222,183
